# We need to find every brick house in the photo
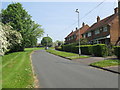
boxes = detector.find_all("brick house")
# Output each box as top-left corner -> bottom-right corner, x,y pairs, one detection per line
82,7 -> 120,45
65,23 -> 89,44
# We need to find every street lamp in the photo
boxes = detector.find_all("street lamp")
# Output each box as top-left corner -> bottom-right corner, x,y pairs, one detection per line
75,9 -> 81,56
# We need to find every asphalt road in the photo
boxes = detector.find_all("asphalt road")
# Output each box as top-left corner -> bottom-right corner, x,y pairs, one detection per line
31,50 -> 118,88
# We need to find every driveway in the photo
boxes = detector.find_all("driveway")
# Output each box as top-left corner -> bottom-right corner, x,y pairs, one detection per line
31,50 -> 118,88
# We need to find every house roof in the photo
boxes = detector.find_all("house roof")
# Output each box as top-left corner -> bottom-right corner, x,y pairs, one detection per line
65,25 -> 89,39
83,13 -> 118,34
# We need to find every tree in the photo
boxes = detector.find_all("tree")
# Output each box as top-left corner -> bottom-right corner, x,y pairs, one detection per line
54,40 -> 64,47
41,37 -> 53,47
0,23 -> 23,55
1,2 -> 44,49
0,23 -> 8,55
75,38 -> 88,45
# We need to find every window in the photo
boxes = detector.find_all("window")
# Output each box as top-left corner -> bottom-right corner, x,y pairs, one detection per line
103,26 -> 107,32
95,29 -> 100,35
83,34 -> 86,38
88,32 -> 91,37
74,35 -> 76,39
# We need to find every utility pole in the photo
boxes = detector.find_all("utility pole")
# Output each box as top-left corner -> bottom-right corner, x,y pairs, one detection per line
75,9 -> 81,56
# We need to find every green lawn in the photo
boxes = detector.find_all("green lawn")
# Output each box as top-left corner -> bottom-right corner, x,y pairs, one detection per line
2,47 -> 43,88
46,49 -> 89,60
0,56 -> 2,90
90,59 -> 120,67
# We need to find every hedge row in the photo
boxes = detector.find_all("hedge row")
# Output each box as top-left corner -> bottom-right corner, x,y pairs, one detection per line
114,46 -> 120,59
55,46 -> 63,51
61,44 -> 108,57
56,44 -> 120,58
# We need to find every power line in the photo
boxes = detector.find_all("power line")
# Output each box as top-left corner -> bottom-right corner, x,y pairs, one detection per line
80,0 -> 106,21
62,0 -> 106,33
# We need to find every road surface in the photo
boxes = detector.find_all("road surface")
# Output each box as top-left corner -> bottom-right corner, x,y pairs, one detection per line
31,50 -> 118,88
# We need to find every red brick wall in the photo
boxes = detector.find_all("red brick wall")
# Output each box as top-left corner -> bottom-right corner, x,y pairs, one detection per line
110,15 -> 119,45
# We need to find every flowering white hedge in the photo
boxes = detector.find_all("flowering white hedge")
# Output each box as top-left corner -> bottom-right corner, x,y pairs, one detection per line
0,24 -> 8,56
0,23 -> 23,55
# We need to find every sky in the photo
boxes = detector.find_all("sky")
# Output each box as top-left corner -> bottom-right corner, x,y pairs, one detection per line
1,0 -> 118,43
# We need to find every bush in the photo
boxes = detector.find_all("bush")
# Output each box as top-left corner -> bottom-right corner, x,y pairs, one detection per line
61,43 -> 76,52
55,46 -> 63,51
62,44 -> 109,57
92,44 -> 108,57
80,45 -> 93,55
114,46 -> 120,59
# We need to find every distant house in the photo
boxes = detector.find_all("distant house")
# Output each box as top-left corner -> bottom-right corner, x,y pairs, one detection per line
82,7 -> 120,45
65,23 -> 89,44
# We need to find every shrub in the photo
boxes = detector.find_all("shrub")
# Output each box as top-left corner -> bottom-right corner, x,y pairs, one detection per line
114,46 -> 120,59
61,43 -> 76,52
92,44 -> 108,57
80,45 -> 93,55
55,46 -> 63,51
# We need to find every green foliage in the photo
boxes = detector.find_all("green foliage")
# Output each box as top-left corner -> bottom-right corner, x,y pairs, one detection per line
76,38 -> 88,45
61,43 -> 76,52
61,44 -> 93,55
79,45 -> 93,55
55,40 -> 64,47
114,46 -> 120,59
41,37 -> 53,47
92,44 -> 108,57
55,46 -> 63,51
62,44 -> 108,57
2,3 -> 44,49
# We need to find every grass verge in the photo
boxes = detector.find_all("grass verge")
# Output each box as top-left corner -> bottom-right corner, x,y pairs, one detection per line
2,47 -> 43,88
46,49 -> 89,60
0,56 -> 2,89
90,59 -> 120,67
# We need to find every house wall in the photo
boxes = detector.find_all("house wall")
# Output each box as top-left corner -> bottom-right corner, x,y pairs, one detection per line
110,15 -> 119,45
85,26 -> 110,42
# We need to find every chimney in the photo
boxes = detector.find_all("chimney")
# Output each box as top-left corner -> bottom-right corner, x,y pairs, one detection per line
97,16 -> 100,22
76,27 -> 78,31
114,7 -> 118,14
82,22 -> 85,27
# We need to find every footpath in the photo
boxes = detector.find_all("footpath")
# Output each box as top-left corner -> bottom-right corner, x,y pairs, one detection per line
73,56 -> 120,74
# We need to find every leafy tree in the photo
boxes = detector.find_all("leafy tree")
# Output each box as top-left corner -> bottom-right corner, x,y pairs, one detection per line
0,23 -> 23,55
0,23 -> 8,55
41,37 -> 53,47
55,40 -> 64,47
1,2 -> 44,49
75,38 -> 88,45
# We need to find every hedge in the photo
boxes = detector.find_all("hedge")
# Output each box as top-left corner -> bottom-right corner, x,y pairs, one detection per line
92,44 -> 108,57
55,46 -> 63,51
61,44 -> 108,57
61,43 -> 76,52
80,45 -> 93,55
114,46 -> 120,59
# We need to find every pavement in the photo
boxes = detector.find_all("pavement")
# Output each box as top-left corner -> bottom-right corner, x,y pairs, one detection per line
31,50 -> 118,88
73,56 -> 120,74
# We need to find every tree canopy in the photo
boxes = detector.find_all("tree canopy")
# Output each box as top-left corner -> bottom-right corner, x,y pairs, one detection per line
41,37 -> 53,47
1,2 -> 44,49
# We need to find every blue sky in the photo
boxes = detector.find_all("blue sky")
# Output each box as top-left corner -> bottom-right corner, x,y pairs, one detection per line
2,1 -> 118,43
